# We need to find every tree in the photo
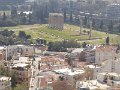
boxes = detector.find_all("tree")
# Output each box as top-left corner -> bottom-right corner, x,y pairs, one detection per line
92,19 -> 95,28
11,73 -> 17,89
21,16 -> 27,24
70,11 -> 73,22
48,40 -> 81,52
100,20 -> 103,31
83,16 -> 87,27
117,24 -> 120,33
108,20 -> 113,32
0,29 -> 14,37
2,12 -> 7,21
38,61 -> 41,70
18,31 -> 26,39
11,6 -> 17,19
82,42 -> 87,48
49,0 -> 59,13
63,8 -> 66,22
59,76 -> 64,81
106,36 -> 110,45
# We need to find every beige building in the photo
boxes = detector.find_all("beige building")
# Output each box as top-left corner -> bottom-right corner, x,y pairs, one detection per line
95,45 -> 118,65
11,63 -> 31,82
48,13 -> 64,30
11,57 -> 31,83
5,45 -> 34,60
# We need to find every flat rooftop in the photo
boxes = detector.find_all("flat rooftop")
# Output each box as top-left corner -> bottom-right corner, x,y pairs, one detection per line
0,76 -> 11,81
53,68 -> 84,76
13,63 -> 29,68
77,80 -> 110,90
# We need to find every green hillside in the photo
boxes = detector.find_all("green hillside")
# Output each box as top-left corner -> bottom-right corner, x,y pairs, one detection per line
1,24 -> 120,44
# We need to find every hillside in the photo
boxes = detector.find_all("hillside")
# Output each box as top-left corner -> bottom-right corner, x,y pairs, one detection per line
1,24 -> 120,44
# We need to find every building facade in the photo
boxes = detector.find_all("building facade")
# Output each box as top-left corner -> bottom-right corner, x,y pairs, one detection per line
48,13 -> 64,30
95,45 -> 117,65
6,45 -> 34,60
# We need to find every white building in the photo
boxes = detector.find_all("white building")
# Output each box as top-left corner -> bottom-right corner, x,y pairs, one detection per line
101,58 -> 120,74
95,45 -> 117,65
76,72 -> 120,90
54,68 -> 85,86
6,45 -> 34,60
0,76 -> 11,90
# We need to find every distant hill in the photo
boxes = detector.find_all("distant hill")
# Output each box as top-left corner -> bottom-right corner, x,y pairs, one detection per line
104,0 -> 120,4
0,0 -> 25,5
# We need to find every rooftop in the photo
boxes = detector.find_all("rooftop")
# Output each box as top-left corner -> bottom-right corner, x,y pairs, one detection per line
53,68 -> 84,76
77,80 -> 110,90
13,63 -> 29,68
13,57 -> 30,64
86,65 -> 101,69
0,76 -> 11,81
71,48 -> 84,54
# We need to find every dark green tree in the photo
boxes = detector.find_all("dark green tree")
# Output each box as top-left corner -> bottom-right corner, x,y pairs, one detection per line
82,42 -> 87,48
11,73 -> 17,89
106,36 -> 110,45
83,16 -> 87,27
70,11 -> 73,22
21,16 -> 27,24
92,19 -> 95,27
18,31 -> 26,39
49,0 -> 59,13
11,6 -> 17,19
100,20 -> 103,31
28,13 -> 32,24
2,12 -> 7,21
63,8 -> 66,22
38,61 -> 40,70
117,24 -> 120,33
108,20 -> 113,32
48,40 -> 81,52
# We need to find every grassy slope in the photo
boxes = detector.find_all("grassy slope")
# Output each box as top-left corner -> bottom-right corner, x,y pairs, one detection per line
1,24 -> 120,44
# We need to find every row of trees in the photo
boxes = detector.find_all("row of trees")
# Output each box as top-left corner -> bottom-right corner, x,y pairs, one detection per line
0,12 -> 18,27
48,40 -> 81,52
0,29 -> 31,45
0,0 -> 25,10
91,19 -> 120,33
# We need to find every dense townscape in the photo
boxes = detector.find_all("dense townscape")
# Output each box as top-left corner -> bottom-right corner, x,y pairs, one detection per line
0,0 -> 120,90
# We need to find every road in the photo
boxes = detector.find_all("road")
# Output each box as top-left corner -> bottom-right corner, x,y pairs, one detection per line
29,57 -> 41,90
